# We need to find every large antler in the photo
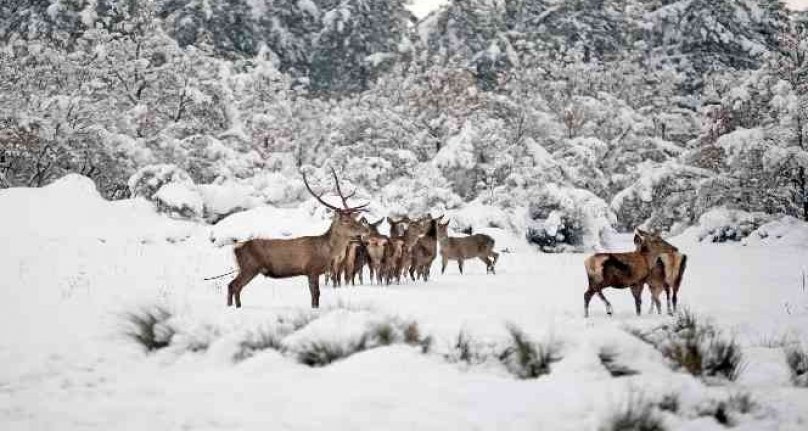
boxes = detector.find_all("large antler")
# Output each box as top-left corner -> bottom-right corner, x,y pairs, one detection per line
329,167 -> 369,212
302,169 -> 369,213
302,172 -> 342,212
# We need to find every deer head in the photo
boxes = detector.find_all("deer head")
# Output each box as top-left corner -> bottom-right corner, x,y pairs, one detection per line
634,229 -> 678,254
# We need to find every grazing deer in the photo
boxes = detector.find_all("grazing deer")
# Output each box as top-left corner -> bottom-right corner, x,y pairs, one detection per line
436,221 -> 499,274
634,230 -> 688,315
583,232 -> 676,317
227,169 -> 370,308
411,215 -> 443,281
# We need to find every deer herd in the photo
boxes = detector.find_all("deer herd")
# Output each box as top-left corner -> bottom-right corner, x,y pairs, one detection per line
226,170 -> 687,318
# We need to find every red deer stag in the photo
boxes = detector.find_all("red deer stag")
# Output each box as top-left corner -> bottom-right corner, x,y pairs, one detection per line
634,230 -> 687,315
582,232 -> 676,317
227,169 -> 370,308
436,221 -> 499,274
411,215 -> 443,281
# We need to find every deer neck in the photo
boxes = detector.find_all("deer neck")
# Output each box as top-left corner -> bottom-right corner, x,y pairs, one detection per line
323,222 -> 354,256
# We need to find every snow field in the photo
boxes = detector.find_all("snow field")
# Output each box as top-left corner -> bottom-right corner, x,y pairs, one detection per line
1,176 -> 807,430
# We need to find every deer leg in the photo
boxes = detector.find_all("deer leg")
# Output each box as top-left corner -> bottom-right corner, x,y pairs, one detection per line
478,256 -> 492,274
458,259 -> 464,274
441,255 -> 448,274
597,290 -> 613,315
231,269 -> 258,308
584,288 -> 595,318
672,288 -> 679,313
631,284 -> 642,316
308,274 -> 320,309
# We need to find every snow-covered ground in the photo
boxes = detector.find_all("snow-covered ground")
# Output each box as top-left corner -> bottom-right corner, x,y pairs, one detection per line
1,176 -> 807,430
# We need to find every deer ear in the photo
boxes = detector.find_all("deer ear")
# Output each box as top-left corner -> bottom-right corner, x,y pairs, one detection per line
633,234 -> 643,245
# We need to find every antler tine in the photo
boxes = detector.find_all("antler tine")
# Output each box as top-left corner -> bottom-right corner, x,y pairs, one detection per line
302,172 -> 341,212
329,166 -> 369,212
329,166 -> 352,208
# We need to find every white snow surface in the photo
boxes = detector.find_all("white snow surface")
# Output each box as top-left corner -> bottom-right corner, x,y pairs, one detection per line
2,176 -> 808,429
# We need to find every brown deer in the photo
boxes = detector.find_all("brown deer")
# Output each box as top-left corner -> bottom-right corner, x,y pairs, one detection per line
360,218 -> 387,284
583,232 -> 675,317
227,169 -> 370,308
634,230 -> 687,315
342,239 -> 368,285
400,217 -> 431,282
411,215 -> 443,281
436,221 -> 499,274
383,237 -> 406,284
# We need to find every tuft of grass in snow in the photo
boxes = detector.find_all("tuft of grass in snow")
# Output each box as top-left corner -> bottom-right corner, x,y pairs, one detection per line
785,345 -> 808,387
297,336 -> 369,367
233,327 -> 284,362
498,325 -> 562,379
696,392 -> 757,427
601,393 -> 665,431
295,318 -> 428,367
123,306 -> 175,352
449,331 -> 483,365
598,346 -> 639,377
629,309 -> 744,381
656,393 -> 679,414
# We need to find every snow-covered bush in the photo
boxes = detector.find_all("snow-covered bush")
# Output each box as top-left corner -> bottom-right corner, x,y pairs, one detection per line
744,216 -> 808,247
447,201 -> 515,233
525,184 -> 615,252
198,182 -> 256,222
128,164 -> 194,200
611,162 -> 710,233
154,182 -> 205,220
380,165 -> 463,216
693,208 -> 772,243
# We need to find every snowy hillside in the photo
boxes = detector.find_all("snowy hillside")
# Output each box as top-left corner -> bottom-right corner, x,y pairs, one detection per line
2,176 -> 808,430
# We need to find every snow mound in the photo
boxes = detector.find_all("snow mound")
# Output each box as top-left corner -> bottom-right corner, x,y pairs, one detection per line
154,182 -> 205,220
745,216 -> 808,248
209,203 -> 328,246
0,174 -> 197,243
688,208 -> 772,243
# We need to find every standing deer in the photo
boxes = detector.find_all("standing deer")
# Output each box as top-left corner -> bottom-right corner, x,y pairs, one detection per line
227,169 -> 370,308
343,239 -> 368,285
361,218 -> 388,284
411,215 -> 443,281
387,216 -> 409,236
634,230 -> 687,315
583,231 -> 675,317
436,221 -> 499,274
400,217 -> 431,282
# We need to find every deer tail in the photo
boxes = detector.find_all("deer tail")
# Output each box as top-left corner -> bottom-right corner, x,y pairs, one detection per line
203,269 -> 236,281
